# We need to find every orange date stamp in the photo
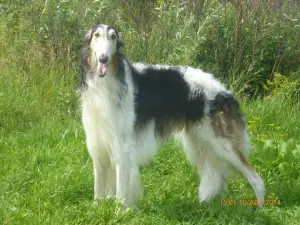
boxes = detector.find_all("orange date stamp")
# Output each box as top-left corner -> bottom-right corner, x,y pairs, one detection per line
220,199 -> 281,206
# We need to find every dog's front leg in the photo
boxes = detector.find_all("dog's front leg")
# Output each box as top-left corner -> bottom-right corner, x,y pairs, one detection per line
115,149 -> 131,208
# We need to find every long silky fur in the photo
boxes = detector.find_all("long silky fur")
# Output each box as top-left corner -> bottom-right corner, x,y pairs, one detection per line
79,24 -> 265,208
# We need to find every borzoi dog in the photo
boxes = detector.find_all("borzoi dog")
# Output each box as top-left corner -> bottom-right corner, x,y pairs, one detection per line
79,24 -> 265,208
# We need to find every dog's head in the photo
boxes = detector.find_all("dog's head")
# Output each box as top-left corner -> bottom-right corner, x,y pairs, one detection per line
81,24 -> 124,78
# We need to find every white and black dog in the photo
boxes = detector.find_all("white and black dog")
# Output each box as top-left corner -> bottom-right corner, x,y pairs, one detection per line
79,24 -> 265,208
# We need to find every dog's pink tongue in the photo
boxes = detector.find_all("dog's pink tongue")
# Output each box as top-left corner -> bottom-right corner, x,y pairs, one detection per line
99,63 -> 107,77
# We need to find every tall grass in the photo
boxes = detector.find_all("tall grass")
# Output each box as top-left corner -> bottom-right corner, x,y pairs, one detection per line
1,0 -> 300,224
2,0 -> 299,96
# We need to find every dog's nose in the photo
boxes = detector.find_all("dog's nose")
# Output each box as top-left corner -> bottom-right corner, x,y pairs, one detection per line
99,56 -> 108,64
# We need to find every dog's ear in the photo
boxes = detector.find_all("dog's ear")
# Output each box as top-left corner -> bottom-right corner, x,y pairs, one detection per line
116,31 -> 124,53
117,38 -> 124,50
84,28 -> 93,43
79,28 -> 93,90
82,28 -> 94,65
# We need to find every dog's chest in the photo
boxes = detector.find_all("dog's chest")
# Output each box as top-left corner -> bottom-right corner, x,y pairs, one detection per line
81,83 -> 135,142
82,87 -> 118,126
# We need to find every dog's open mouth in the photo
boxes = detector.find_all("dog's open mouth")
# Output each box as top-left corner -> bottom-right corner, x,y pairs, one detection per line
97,63 -> 107,77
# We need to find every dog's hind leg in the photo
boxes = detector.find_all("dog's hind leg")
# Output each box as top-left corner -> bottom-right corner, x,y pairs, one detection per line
198,159 -> 228,202
181,131 -> 228,202
209,138 -> 265,206
197,116 -> 265,206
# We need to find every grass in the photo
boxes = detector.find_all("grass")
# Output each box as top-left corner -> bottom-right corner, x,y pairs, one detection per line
1,55 -> 300,225
1,8 -> 300,223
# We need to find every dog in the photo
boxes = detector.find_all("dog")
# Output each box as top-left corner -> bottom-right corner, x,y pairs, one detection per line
79,24 -> 265,208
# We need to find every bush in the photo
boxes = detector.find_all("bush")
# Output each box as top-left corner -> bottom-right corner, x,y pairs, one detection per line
193,1 -> 300,97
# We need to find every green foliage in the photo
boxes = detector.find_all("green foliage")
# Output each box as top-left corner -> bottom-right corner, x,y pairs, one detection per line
1,0 -> 300,224
262,138 -> 300,174
2,0 -> 299,97
264,72 -> 300,102
193,2 -> 300,96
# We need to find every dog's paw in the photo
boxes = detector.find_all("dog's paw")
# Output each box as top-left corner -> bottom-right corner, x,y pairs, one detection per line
199,185 -> 214,202
199,178 -> 227,202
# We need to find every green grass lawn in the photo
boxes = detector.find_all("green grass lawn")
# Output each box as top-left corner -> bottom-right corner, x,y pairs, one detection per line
1,62 -> 300,224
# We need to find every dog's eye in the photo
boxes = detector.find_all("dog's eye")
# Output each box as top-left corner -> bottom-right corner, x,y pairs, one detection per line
111,34 -> 117,40
95,33 -> 100,38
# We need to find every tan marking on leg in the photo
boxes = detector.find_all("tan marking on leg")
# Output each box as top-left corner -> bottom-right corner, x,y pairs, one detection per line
211,102 -> 249,167
211,111 -> 225,137
233,148 -> 251,168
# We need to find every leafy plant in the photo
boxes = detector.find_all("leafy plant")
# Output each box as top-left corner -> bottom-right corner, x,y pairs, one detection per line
263,72 -> 300,101
261,138 -> 300,175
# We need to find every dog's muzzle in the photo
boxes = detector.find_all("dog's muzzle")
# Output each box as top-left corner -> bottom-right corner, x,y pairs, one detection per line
97,55 -> 108,77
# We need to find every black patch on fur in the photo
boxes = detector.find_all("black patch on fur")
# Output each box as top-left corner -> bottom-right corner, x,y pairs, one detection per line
209,92 -> 241,116
131,66 -> 206,134
107,25 -> 124,51
116,58 -> 127,105
79,32 -> 92,91
79,55 -> 88,91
